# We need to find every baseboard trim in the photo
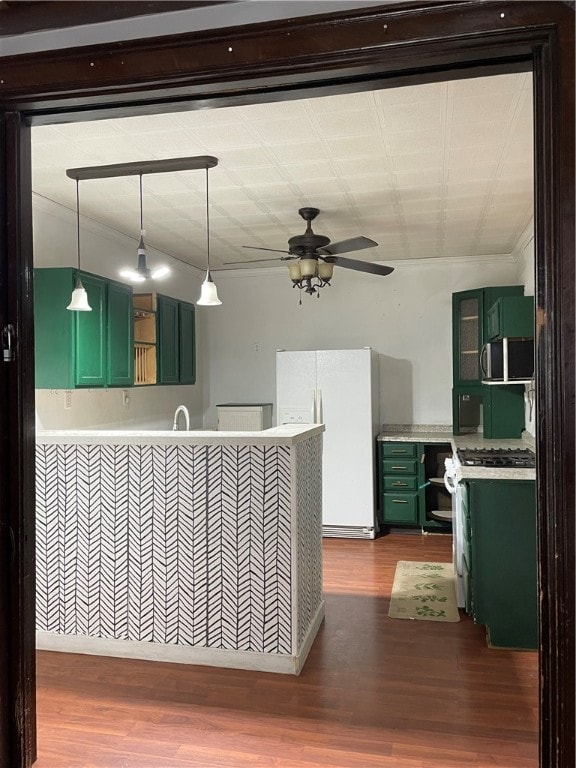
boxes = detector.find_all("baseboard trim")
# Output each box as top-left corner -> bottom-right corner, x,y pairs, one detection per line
294,600 -> 325,674
36,626 -> 321,676
322,525 -> 375,539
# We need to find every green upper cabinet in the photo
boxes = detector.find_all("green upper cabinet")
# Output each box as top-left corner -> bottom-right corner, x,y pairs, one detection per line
157,294 -> 180,384
452,285 -> 524,387
452,285 -> 526,438
452,289 -> 483,386
34,267 -> 134,389
75,273 -> 107,387
107,280 -> 134,387
178,301 -> 196,385
486,295 -> 535,341
156,294 -> 196,385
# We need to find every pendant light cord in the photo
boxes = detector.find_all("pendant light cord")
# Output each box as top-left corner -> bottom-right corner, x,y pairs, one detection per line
205,167 -> 210,274
139,174 -> 144,233
76,178 -> 81,271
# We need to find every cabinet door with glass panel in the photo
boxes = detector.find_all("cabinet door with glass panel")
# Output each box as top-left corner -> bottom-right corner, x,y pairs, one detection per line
452,289 -> 483,386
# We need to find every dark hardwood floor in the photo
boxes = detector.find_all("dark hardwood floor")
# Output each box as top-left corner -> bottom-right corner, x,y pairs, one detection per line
35,534 -> 538,767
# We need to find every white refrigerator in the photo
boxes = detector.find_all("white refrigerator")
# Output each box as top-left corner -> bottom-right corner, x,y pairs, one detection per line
276,348 -> 380,539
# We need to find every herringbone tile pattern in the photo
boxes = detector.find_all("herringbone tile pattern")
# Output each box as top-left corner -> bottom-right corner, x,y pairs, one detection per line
36,442 -> 296,654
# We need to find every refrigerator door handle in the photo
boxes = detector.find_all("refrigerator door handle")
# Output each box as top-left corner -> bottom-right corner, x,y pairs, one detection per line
316,388 -> 323,423
312,389 -> 317,422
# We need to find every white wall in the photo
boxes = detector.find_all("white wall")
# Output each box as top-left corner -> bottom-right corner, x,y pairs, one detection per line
515,218 -> 536,437
516,219 -> 535,296
202,256 -> 520,429
34,195 -> 534,433
33,195 -> 205,430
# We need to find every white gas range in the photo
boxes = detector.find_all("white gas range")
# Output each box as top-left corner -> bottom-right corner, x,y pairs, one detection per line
443,445 -> 536,608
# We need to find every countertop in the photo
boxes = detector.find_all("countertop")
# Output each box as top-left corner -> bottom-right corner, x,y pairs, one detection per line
36,423 -> 324,447
377,426 -> 536,481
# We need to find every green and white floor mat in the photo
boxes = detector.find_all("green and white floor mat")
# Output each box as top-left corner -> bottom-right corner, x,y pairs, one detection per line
388,560 -> 460,622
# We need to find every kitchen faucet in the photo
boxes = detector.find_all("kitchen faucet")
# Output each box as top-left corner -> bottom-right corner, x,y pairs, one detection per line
172,405 -> 190,431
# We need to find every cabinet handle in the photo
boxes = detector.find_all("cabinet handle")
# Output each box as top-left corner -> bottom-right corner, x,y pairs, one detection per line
390,449 -> 406,454
392,499 -> 408,504
392,481 -> 407,487
391,466 -> 406,470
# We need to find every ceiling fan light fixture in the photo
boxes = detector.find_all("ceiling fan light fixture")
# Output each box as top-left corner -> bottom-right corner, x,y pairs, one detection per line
288,261 -> 302,282
318,261 -> 334,282
299,258 -> 317,278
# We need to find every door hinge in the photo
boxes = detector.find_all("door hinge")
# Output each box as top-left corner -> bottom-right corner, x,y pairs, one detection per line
2,324 -> 15,362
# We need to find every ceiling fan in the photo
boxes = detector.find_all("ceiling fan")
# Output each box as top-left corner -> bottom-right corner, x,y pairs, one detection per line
225,207 -> 394,300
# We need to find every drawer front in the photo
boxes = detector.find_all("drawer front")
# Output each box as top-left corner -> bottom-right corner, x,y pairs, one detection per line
382,442 -> 417,458
383,475 -> 419,491
383,459 -> 417,475
382,493 -> 419,523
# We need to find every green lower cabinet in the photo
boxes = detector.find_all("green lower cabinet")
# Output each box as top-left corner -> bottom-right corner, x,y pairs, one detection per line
34,267 -> 134,389
466,479 -> 538,650
382,493 -> 419,523
378,441 -> 423,527
453,384 -> 525,438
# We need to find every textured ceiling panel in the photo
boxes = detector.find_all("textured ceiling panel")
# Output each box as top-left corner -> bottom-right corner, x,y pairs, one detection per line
31,72 -> 534,272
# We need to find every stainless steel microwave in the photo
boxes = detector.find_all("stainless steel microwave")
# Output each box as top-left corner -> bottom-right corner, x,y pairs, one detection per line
481,338 -> 534,382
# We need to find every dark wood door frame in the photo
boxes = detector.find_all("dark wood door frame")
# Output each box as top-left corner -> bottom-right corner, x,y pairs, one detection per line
0,3 -> 573,767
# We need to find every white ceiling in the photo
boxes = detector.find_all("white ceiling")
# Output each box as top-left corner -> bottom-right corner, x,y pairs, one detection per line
31,71 -> 534,273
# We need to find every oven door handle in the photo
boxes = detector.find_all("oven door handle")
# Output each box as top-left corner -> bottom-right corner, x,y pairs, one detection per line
444,468 -> 457,495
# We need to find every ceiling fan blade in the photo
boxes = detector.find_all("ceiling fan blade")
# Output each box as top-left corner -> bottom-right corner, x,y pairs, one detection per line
325,255 -> 394,276
242,245 -> 291,254
224,257 -> 282,265
318,236 -> 378,256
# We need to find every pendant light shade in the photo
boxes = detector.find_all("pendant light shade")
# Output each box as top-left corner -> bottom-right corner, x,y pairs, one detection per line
119,175 -> 170,283
67,179 -> 92,312
67,276 -> 92,311
197,271 -> 222,306
197,166 -> 222,306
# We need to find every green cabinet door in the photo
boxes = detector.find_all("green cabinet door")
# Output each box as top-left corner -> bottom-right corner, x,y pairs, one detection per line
157,294 -> 180,384
34,267 -> 76,389
34,267 -> 133,389
178,301 -> 196,385
486,295 -> 535,341
74,273 -> 106,387
467,480 -> 537,649
452,289 -> 483,386
107,280 -> 134,387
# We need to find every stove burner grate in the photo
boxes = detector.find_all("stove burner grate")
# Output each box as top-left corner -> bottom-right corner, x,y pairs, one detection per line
457,447 -> 536,468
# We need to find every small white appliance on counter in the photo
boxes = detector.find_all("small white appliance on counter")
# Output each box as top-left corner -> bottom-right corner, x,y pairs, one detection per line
216,403 -> 273,431
276,348 -> 380,538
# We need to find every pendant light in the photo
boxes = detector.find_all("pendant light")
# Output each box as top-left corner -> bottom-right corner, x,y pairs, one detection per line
197,166 -> 222,306
119,174 -> 170,283
66,179 -> 92,312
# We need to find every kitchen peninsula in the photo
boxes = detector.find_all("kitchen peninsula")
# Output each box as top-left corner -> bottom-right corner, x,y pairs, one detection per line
36,424 -> 324,675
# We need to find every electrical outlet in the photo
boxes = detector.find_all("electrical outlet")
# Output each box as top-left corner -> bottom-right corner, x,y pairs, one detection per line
122,390 -> 130,407
64,390 -> 72,409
